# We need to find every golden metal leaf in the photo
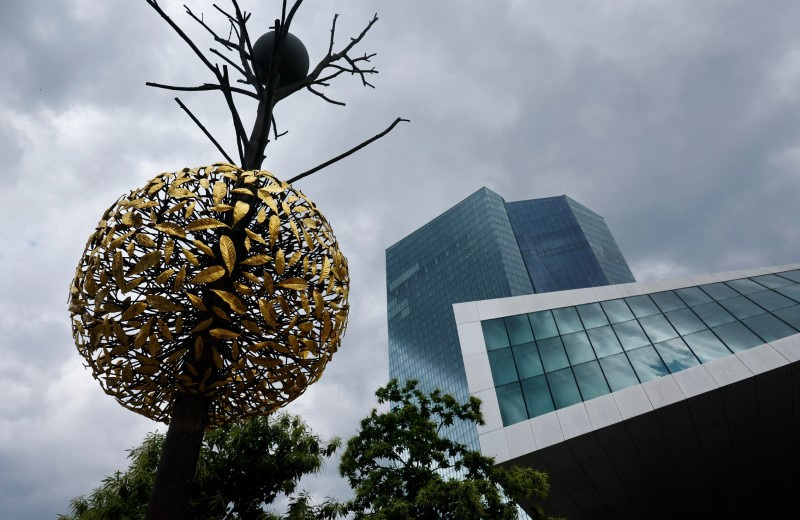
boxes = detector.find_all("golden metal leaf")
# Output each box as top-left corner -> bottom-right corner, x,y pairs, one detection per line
136,233 -> 156,248
191,265 -> 225,284
245,228 -> 266,245
268,215 -> 280,247
212,289 -> 246,314
232,187 -> 254,196
233,281 -> 253,296
168,186 -> 197,199
240,255 -> 272,266
209,328 -> 240,339
193,239 -> 215,258
154,222 -> 186,238
164,240 -> 175,264
212,347 -> 224,370
191,317 -> 214,333
256,207 -> 266,224
212,306 -> 231,321
146,294 -> 184,312
275,249 -> 286,275
121,302 -> 148,321
181,247 -> 199,266
185,201 -> 196,219
186,292 -> 207,311
174,265 -> 187,291
209,204 -> 233,213
241,320 -> 261,334
155,269 -> 174,285
186,218 -> 229,231
260,194 -> 279,214
195,336 -> 204,359
233,201 -> 250,226
157,318 -> 173,341
129,251 -> 160,276
219,235 -> 236,274
277,278 -> 308,291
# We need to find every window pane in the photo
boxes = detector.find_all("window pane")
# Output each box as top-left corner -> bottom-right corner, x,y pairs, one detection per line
546,368 -> 582,409
627,346 -> 670,382
751,274 -> 793,289
552,307 -> 584,334
683,329 -> 731,363
639,314 -> 679,343
521,375 -> 554,418
504,314 -> 534,346
599,353 -> 639,392
601,299 -> 635,323
746,290 -> 795,311
512,342 -> 544,379
665,308 -> 706,336
700,283 -> 738,301
496,382 -> 528,426
573,361 -> 610,401
562,331 -> 596,365
718,296 -> 766,320
776,270 -> 800,283
712,322 -> 764,352
528,310 -> 559,340
538,337 -> 570,372
775,284 -> 800,303
576,303 -> 609,329
725,278 -> 765,295
654,338 -> 700,373
488,348 -> 519,386
692,301 -> 737,328
741,314 -> 797,343
651,291 -> 686,312
775,305 -> 800,329
675,287 -> 713,306
587,325 -> 624,358
481,319 -> 509,350
625,295 -> 660,318
612,320 -> 651,351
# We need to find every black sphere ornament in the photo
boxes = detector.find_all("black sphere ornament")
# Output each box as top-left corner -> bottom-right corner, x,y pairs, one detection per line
252,31 -> 310,87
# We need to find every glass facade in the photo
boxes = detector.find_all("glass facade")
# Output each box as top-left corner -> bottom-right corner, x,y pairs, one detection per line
481,269 -> 800,427
386,188 -> 635,448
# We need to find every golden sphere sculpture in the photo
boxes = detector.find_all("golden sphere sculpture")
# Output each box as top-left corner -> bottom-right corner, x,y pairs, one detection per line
68,163 -> 349,428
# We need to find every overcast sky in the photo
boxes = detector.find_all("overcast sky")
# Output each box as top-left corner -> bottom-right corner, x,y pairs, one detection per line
2,1 -> 800,518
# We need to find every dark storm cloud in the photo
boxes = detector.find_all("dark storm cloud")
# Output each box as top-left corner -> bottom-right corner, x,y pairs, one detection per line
3,1 -> 800,518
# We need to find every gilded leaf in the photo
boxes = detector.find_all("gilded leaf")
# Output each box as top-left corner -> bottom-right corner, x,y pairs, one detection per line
256,207 -> 266,224
219,235 -> 236,274
136,233 -> 156,248
186,292 -> 207,311
181,247 -> 199,266
261,194 -> 279,214
241,319 -> 261,334
209,204 -> 233,213
191,265 -> 225,284
136,365 -> 159,376
174,265 -> 187,291
275,249 -> 285,275
168,186 -> 197,199
146,294 -> 184,312
155,269 -> 174,285
186,218 -> 229,231
209,328 -> 240,339
212,289 -> 246,314
166,348 -> 188,364
232,187 -> 254,196
268,215 -> 280,247
193,239 -> 215,258
240,255 -> 272,266
245,228 -> 266,245
154,222 -> 186,238
121,302 -> 148,321
191,317 -> 214,333
233,281 -> 253,296
157,318 -> 173,341
129,251 -> 160,275
233,201 -> 250,226
164,240 -> 175,264
248,356 -> 281,368
277,278 -> 308,291
195,336 -> 204,359
303,217 -> 318,229
212,306 -> 231,321
211,347 -> 224,369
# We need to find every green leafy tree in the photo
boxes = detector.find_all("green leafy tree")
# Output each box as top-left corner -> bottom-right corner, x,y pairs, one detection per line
339,379 -> 552,520
60,413 -> 341,520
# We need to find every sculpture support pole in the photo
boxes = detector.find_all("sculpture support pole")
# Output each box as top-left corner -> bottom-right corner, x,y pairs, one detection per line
146,393 -> 210,520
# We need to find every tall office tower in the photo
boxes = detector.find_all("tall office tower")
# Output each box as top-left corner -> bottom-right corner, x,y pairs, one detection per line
386,187 -> 634,448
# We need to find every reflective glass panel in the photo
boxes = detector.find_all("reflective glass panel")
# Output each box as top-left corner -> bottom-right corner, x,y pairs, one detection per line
719,296 -> 766,320
725,278 -> 765,295
528,310 -> 559,340
601,299 -> 635,323
573,361 -> 610,401
552,307 -> 584,334
496,382 -> 528,426
576,303 -> 609,329
625,295 -> 660,318
654,338 -> 700,373
537,336 -> 570,372
627,346 -> 670,382
700,283 -> 738,301
504,314 -> 534,345
741,314 -> 797,343
651,291 -> 686,312
520,376 -> 554,418
612,320 -> 651,351
546,368 -> 582,409
692,301 -> 737,328
746,290 -> 795,311
777,270 -> 800,283
683,329 -> 731,363
481,318 -> 509,350
675,287 -> 713,306
562,331 -> 596,365
775,284 -> 800,303
751,274 -> 793,289
639,314 -> 679,343
587,325 -> 624,358
665,308 -> 707,336
488,348 -> 519,386
512,342 -> 544,379
712,322 -> 764,352
599,353 -> 639,391
775,305 -> 800,329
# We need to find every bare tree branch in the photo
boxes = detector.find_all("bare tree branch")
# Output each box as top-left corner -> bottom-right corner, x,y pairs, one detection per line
174,97 -> 235,165
183,4 -> 239,51
289,117 -> 409,183
146,81 -> 258,99
145,0 -> 219,74
306,85 -> 345,106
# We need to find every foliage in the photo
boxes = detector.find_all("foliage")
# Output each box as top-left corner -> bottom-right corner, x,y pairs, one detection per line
339,379 -> 552,520
60,413 -> 340,520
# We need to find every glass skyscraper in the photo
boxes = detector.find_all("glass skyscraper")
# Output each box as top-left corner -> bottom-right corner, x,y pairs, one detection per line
386,187 -> 634,448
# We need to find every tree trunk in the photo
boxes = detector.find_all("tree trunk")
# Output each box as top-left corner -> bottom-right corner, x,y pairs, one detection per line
145,393 -> 210,520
